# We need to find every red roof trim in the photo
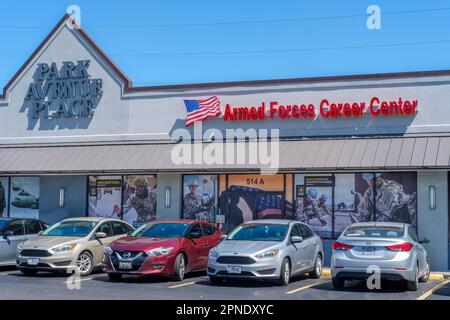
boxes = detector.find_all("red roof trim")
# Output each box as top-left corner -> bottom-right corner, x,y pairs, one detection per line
1,14 -> 450,99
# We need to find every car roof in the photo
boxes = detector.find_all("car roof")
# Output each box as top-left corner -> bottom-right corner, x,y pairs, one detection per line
243,219 -> 295,226
61,217 -> 120,222
150,219 -> 209,224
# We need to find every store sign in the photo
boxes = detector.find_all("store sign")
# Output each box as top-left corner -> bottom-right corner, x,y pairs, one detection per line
221,97 -> 418,121
25,60 -> 103,119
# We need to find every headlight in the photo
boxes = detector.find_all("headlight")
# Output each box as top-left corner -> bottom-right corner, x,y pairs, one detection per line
17,242 -> 24,255
51,243 -> 77,253
104,246 -> 113,255
209,247 -> 219,259
255,249 -> 279,260
146,247 -> 173,256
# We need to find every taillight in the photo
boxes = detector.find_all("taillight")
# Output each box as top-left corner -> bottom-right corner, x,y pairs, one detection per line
332,241 -> 353,250
386,242 -> 413,252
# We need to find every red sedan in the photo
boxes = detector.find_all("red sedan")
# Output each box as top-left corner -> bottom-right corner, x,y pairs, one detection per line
102,220 -> 222,281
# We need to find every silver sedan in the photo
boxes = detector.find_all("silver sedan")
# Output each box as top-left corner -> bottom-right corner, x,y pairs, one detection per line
207,219 -> 324,286
331,222 -> 430,291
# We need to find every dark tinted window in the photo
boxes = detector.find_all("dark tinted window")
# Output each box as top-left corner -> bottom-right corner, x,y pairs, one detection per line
0,219 -> 9,230
201,224 -> 216,236
97,222 -> 113,237
112,221 -> 129,235
227,224 -> 288,241
42,220 -> 97,237
3,220 -> 25,236
40,222 -> 48,231
290,224 -> 302,238
131,223 -> 190,238
299,224 -> 314,239
343,226 -> 404,238
408,227 -> 419,242
25,219 -> 42,234
189,223 -> 203,237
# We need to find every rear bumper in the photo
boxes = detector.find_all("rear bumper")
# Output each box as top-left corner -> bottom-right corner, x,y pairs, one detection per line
331,269 -> 411,281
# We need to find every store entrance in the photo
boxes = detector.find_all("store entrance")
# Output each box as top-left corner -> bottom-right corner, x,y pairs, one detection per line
220,189 -> 285,233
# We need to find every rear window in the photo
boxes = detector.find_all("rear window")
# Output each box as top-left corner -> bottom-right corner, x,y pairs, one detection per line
343,226 -> 404,238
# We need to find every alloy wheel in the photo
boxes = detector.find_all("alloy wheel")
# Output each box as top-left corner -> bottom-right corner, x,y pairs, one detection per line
76,253 -> 92,274
315,256 -> 323,276
284,261 -> 290,284
179,256 -> 185,279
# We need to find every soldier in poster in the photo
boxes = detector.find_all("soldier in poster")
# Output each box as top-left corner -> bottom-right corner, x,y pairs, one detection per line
183,177 -> 216,222
123,176 -> 157,225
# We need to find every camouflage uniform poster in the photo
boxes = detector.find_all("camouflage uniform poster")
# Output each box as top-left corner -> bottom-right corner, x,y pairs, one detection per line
0,177 -> 9,217
9,177 -> 39,219
88,176 -> 122,219
182,175 -> 217,223
294,174 -> 333,238
122,175 -> 157,228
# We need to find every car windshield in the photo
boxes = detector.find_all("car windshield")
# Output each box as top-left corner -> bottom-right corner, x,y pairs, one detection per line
131,223 -> 190,238
227,224 -> 288,241
41,220 -> 97,237
0,220 -> 9,231
343,226 -> 405,238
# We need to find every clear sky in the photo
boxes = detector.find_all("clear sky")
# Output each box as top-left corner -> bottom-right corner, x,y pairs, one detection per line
0,0 -> 449,87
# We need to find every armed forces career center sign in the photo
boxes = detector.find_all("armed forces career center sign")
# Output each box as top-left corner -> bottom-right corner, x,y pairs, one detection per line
24,60 -> 103,119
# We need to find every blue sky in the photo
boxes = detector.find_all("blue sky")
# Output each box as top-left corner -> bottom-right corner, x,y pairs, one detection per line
0,0 -> 449,87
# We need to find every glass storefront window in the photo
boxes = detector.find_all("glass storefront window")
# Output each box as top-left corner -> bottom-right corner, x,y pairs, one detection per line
88,176 -> 122,219
122,175 -> 157,228
182,175 -> 218,224
9,177 -> 39,219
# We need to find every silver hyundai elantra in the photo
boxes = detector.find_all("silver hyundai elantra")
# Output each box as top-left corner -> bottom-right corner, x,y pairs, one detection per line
207,219 -> 324,286
331,222 -> 430,291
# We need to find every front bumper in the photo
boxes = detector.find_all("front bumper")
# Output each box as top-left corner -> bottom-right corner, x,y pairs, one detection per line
207,256 -> 282,279
16,252 -> 75,273
102,253 -> 176,276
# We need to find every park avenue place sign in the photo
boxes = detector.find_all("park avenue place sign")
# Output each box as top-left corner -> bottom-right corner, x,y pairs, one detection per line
24,60 -> 103,119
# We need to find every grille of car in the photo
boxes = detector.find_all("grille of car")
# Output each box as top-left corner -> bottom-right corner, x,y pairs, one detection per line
217,271 -> 255,277
20,249 -> 52,257
114,251 -> 142,259
216,256 -> 256,265
111,254 -> 147,272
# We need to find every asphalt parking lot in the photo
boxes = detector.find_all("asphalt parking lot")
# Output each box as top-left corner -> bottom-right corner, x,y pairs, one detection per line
0,267 -> 449,300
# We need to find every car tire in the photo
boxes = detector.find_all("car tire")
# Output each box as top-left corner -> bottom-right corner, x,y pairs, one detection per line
209,276 -> 223,285
407,264 -> 419,291
332,277 -> 345,289
419,260 -> 430,283
276,258 -> 290,286
172,253 -> 186,281
20,269 -> 38,276
76,251 -> 94,277
108,273 -> 122,281
309,254 -> 323,279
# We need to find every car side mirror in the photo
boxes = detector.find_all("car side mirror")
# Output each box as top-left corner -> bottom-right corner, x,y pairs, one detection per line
95,232 -> 107,239
220,234 -> 227,241
291,236 -> 303,243
2,231 -> 14,239
188,231 -> 202,239
419,237 -> 430,244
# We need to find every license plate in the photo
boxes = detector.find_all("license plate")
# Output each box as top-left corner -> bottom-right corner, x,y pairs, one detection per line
226,265 -> 242,274
362,247 -> 377,255
27,258 -> 39,265
118,262 -> 132,270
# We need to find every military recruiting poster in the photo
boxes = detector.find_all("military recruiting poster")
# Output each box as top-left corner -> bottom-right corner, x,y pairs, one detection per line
182,175 -> 217,223
9,177 -> 39,219
122,175 -> 157,228
88,176 -> 122,219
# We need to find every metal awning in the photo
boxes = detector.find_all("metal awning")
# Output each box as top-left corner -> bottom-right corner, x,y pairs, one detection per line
0,136 -> 449,174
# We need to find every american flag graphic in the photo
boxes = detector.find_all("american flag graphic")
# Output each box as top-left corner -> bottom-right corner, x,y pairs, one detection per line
184,96 -> 221,126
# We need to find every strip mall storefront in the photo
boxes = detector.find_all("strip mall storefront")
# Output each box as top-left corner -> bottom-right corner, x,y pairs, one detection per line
0,15 -> 449,270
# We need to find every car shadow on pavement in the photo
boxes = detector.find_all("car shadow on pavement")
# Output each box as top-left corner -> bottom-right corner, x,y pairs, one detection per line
93,271 -> 207,284
10,268 -> 105,278
195,274 -> 311,288
313,279 -> 409,293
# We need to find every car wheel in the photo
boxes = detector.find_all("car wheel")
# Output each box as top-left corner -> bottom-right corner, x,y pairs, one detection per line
332,277 -> 345,289
407,264 -> 419,291
419,260 -> 430,283
20,269 -> 38,276
76,251 -> 94,277
108,273 -> 122,281
209,276 -> 223,285
309,254 -> 323,279
172,253 -> 186,281
277,258 -> 290,286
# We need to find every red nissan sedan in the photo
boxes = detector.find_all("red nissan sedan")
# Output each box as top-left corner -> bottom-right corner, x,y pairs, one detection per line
102,220 -> 222,281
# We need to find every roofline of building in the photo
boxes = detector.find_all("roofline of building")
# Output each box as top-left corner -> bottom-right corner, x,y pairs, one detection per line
2,14 -> 450,100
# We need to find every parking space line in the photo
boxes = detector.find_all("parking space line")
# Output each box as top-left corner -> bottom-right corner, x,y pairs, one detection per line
0,271 -> 15,276
286,280 -> 329,294
63,276 -> 95,284
168,281 -> 196,289
416,280 -> 450,300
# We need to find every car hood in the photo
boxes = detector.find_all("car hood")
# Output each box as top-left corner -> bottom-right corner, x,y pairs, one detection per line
22,236 -> 82,250
110,237 -> 180,252
216,240 -> 281,255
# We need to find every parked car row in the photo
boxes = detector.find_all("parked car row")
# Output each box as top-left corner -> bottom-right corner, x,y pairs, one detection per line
0,216 -> 430,291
